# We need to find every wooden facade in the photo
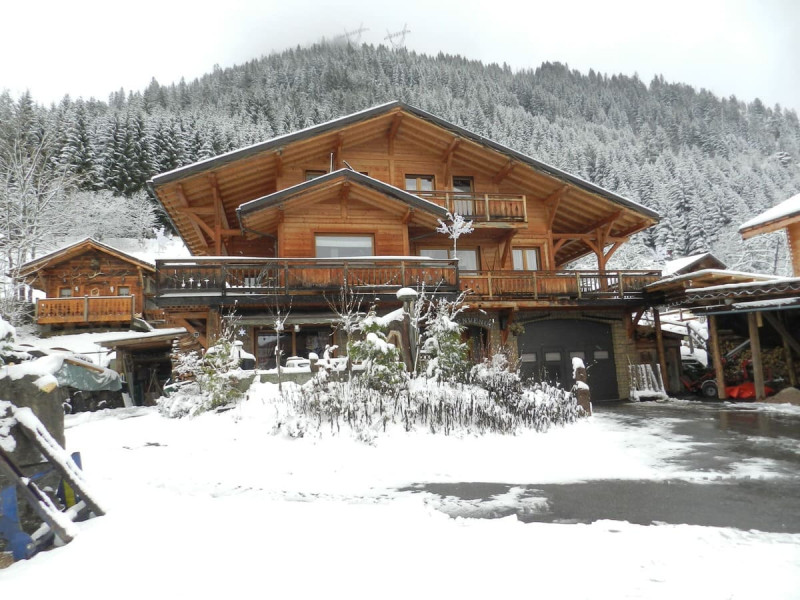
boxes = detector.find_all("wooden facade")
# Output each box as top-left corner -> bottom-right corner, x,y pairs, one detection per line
18,239 -> 155,329
149,102 -> 663,399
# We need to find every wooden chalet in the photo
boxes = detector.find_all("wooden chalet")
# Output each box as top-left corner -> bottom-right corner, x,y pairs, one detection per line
18,238 -> 156,330
148,102 -> 662,400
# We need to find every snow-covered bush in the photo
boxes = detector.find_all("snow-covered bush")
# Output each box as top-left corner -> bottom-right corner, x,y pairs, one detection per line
158,316 -> 244,418
285,366 -> 584,440
470,351 -> 522,400
348,307 -> 406,392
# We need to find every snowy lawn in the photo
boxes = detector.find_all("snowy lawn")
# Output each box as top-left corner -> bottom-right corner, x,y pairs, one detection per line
3,386 -> 800,598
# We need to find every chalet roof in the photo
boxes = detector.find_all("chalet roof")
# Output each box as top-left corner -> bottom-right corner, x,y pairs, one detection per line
739,192 -> 800,238
237,169 -> 449,231
150,101 -> 657,219
662,252 -> 727,277
17,237 -> 157,279
148,101 -> 660,259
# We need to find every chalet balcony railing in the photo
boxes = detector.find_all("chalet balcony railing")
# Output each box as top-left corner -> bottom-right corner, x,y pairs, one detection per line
460,270 -> 662,300
155,257 -> 460,298
155,259 -> 660,303
36,295 -> 135,325
414,191 -> 527,223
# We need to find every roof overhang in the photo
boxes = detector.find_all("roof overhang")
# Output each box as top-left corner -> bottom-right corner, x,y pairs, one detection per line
149,102 -> 659,258
17,237 -> 156,283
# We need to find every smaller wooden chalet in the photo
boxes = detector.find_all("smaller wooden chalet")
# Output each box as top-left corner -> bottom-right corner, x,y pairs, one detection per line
739,192 -> 800,276
18,238 -> 156,330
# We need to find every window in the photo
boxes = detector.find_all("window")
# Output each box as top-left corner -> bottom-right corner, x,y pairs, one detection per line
405,174 -> 435,192
315,235 -> 373,258
118,286 -> 131,296
418,248 -> 479,271
512,248 -> 540,271
305,170 -> 326,181
59,287 -> 72,298
452,176 -> 474,215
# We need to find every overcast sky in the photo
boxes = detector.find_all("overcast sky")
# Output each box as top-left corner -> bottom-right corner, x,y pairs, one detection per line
3,0 -> 798,111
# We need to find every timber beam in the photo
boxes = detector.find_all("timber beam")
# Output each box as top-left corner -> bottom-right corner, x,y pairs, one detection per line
492,159 -> 516,185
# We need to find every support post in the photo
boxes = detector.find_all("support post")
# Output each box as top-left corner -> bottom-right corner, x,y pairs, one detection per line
708,315 -> 727,400
747,312 -> 766,401
653,308 -> 669,394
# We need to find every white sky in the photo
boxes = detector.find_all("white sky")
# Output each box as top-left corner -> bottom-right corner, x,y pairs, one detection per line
2,0 -> 798,111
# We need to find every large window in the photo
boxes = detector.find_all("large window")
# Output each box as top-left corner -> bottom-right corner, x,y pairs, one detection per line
512,247 -> 540,271
418,247 -> 479,271
315,235 -> 374,258
405,174 -> 435,191
59,287 -> 73,298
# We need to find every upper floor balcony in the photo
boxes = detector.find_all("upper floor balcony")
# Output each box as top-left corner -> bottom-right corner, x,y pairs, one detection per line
414,191 -> 527,223
154,258 -> 661,307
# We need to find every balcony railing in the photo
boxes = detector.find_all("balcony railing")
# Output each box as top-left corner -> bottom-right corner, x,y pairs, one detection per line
414,191 -> 527,222
460,270 -> 662,300
155,257 -> 460,298
155,258 -> 661,303
37,296 -> 135,325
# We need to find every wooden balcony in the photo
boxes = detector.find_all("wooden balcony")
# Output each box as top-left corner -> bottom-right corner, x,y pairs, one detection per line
155,258 -> 661,306
37,296 -> 136,325
414,191 -> 527,223
461,270 -> 662,300
155,257 -> 460,304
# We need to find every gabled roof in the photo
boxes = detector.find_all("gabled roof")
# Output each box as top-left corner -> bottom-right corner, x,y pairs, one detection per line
237,169 -> 448,231
148,101 -> 659,259
662,252 -> 727,277
18,237 -> 156,280
739,192 -> 800,238
151,101 -> 657,219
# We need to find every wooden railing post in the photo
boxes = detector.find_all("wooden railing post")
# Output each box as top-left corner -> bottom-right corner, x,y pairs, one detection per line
83,296 -> 89,322
522,195 -> 528,222
576,273 -> 582,299
618,271 -> 624,298
484,194 -> 490,221
401,260 -> 406,286
220,264 -> 227,297
131,295 -> 135,320
533,271 -> 538,300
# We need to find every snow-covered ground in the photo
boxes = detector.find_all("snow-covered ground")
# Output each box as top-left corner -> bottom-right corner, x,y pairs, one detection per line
3,387 -> 800,597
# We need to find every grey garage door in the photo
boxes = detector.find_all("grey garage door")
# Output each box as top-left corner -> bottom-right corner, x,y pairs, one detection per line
517,319 -> 619,401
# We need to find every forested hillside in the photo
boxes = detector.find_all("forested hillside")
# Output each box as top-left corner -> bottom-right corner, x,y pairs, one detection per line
3,41 -> 800,274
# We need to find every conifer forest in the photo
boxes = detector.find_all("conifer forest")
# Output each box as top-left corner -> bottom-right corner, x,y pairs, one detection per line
2,41 -> 799,274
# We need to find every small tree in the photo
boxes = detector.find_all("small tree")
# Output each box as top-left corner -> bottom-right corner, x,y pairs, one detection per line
348,306 -> 405,392
436,211 -> 474,257
419,293 -> 469,382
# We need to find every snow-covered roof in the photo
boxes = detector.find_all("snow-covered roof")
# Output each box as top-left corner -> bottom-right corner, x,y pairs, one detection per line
18,237 -> 158,276
739,192 -> 800,236
662,253 -> 726,277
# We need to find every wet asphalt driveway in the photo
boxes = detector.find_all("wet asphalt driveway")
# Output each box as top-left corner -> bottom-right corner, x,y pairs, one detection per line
404,401 -> 800,533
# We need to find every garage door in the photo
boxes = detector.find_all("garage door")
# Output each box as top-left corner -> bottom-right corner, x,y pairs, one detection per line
517,319 -> 619,401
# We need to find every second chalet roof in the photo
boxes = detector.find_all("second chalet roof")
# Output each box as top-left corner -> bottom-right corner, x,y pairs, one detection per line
148,101 -> 660,259
739,192 -> 800,238
237,169 -> 449,230
17,237 -> 156,279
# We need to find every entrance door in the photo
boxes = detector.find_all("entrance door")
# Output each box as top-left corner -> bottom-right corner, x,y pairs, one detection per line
516,319 -> 619,401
